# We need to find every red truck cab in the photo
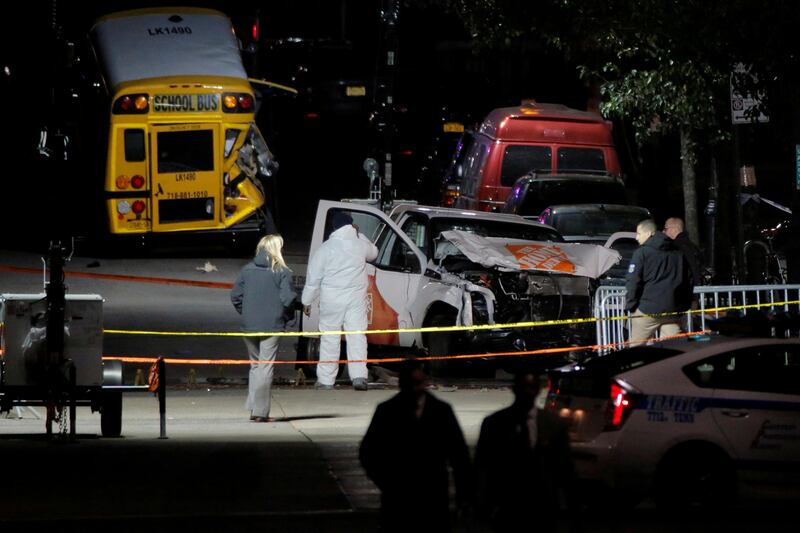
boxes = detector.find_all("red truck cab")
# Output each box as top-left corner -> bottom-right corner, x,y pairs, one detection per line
454,102 -> 621,211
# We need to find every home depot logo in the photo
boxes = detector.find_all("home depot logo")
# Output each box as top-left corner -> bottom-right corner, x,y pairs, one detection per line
505,244 -> 575,273
366,275 -> 400,345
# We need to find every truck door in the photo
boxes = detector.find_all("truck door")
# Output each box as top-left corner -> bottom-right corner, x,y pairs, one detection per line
303,200 -> 427,348
150,123 -> 221,232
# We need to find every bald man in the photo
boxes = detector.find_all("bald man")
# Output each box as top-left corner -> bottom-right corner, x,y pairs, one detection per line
663,217 -> 703,285
625,219 -> 693,345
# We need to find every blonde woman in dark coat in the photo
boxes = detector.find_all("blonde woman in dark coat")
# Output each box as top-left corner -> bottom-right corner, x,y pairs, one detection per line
231,235 -> 297,422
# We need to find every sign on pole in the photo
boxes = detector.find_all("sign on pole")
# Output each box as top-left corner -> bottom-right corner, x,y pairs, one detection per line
730,63 -> 769,124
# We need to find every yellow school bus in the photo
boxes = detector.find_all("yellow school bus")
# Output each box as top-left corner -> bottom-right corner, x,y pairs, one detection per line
91,8 -> 277,235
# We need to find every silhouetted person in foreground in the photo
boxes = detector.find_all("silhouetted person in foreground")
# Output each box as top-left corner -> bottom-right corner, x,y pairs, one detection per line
475,373 -> 575,533
359,360 -> 472,532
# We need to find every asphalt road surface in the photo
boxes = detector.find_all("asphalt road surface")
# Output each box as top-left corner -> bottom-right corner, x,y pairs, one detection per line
1,386 -> 797,533
0,385 -> 506,532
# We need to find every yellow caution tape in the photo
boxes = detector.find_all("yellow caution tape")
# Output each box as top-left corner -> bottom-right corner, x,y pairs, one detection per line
102,300 -> 800,338
101,330 -> 709,366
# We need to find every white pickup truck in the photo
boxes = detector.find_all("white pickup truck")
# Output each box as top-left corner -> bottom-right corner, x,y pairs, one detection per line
300,201 -> 620,374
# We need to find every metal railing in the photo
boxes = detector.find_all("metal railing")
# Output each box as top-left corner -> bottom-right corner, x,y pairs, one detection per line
594,284 -> 800,354
594,285 -> 629,355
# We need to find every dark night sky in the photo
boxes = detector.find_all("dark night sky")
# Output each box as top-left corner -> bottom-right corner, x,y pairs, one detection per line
2,0 -> 588,107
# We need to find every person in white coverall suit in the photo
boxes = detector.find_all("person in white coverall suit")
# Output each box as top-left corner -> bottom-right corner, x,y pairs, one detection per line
302,211 -> 379,390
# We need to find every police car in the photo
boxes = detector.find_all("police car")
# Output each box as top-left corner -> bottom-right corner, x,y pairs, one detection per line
547,336 -> 800,507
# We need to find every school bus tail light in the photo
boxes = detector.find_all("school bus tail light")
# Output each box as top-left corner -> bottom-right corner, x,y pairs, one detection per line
113,94 -> 149,114
130,175 -> 145,189
223,94 -> 238,109
131,200 -> 146,215
222,93 -> 254,113
238,94 -> 254,111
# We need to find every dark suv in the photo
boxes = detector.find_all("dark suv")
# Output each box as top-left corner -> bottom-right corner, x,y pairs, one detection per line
502,171 -> 628,217
537,204 -> 650,243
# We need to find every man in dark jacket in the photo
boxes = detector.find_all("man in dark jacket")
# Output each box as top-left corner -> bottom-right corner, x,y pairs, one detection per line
626,219 -> 693,345
359,360 -> 472,532
664,217 -> 704,331
475,373 -> 574,533
664,217 -> 704,284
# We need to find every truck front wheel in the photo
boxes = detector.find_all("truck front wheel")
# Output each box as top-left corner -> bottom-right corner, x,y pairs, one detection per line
426,314 -> 456,377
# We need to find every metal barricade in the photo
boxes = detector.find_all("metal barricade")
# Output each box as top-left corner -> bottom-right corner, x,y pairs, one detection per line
594,284 -> 800,353
594,286 -> 629,355
695,284 -> 800,331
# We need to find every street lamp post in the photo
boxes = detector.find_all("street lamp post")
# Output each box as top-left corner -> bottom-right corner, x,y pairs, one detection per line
375,0 -> 399,209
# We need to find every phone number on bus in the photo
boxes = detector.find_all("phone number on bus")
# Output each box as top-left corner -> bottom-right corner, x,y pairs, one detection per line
166,191 -> 209,200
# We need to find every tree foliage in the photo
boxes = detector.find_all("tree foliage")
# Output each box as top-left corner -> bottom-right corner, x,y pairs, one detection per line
447,0 -> 798,146
442,0 -> 800,243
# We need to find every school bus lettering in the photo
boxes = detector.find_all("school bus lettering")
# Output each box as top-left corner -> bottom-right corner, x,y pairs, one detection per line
175,173 -> 196,182
147,26 -> 193,36
197,95 -> 219,111
153,94 -> 219,113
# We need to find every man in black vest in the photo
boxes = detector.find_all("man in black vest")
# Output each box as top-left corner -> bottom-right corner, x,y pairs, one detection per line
626,219 -> 694,344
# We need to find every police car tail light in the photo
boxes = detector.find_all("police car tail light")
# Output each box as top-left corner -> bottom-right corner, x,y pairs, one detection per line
605,381 -> 635,431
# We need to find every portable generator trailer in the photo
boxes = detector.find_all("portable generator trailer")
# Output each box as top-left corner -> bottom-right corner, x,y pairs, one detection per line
0,241 -> 160,438
0,293 -> 133,437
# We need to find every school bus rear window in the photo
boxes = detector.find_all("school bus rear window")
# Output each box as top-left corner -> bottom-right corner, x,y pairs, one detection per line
124,129 -> 145,162
157,130 -> 214,173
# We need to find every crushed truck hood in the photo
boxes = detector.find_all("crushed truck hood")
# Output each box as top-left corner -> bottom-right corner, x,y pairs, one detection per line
440,230 -> 621,279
